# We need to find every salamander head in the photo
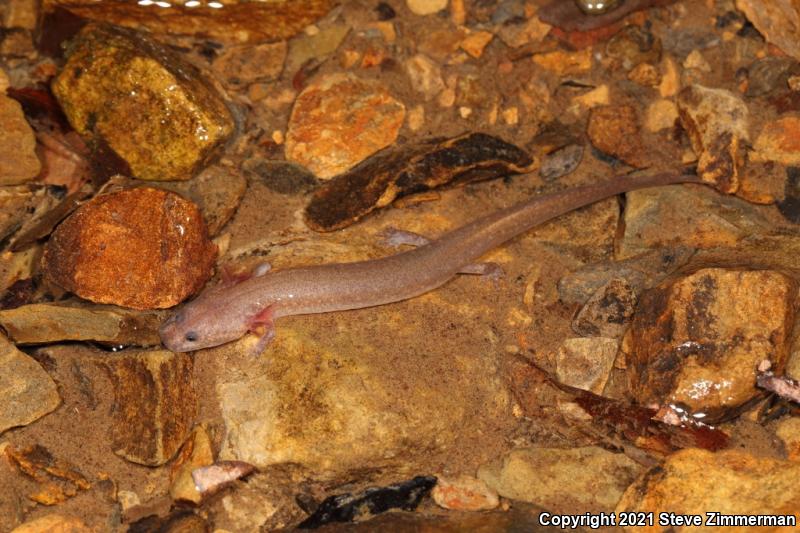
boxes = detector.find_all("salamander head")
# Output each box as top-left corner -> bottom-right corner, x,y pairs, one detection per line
159,298 -> 246,352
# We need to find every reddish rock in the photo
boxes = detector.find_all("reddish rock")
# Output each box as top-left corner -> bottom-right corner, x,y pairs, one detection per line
285,73 -> 406,179
627,268 -> 796,418
43,187 -> 216,310
432,475 -> 499,511
587,105 -> 649,168
0,94 -> 40,185
753,116 -> 800,166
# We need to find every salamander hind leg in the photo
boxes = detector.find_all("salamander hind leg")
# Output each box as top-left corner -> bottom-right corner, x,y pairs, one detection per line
247,306 -> 276,357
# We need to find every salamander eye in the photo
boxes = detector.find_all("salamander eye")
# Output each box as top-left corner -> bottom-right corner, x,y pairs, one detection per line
184,331 -> 199,342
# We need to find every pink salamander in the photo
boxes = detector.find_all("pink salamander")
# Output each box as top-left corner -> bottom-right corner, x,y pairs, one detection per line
160,172 -> 700,353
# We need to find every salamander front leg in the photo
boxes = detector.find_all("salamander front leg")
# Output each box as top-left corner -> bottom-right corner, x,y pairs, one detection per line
380,227 -> 504,280
247,306 -> 276,357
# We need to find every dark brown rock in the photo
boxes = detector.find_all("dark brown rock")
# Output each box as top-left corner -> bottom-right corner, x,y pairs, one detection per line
627,268 -> 796,419
572,277 -> 637,338
101,349 -> 196,466
52,24 -> 234,182
43,187 -> 216,310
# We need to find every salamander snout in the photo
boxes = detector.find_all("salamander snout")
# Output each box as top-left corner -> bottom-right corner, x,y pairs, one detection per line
160,311 -> 202,352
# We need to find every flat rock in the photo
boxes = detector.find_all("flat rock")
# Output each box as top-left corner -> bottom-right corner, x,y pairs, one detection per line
617,448 -> 800,529
556,337 -> 619,394
677,84 -> 749,193
52,24 -> 234,182
100,349 -> 196,466
0,333 -> 60,435
0,301 -> 163,346
571,277 -> 637,338
43,187 -> 216,310
477,447 -> 643,513
0,94 -> 40,185
627,268 -> 796,417
285,73 -> 406,179
753,116 -> 800,166
736,0 -> 800,61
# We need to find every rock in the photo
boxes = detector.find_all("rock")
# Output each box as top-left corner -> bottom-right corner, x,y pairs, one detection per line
4,444 -> 91,505
587,105 -> 649,168
683,49 -> 711,72
572,278 -> 637,338
214,317 -> 513,474
496,13 -> 551,49
285,73 -> 406,179
2,0 -> 39,30
0,248 -> 38,296
0,186 -> 38,243
775,417 -> 800,461
406,0 -> 448,16
627,62 -> 661,87
753,116 -> 800,166
645,99 -> 678,132
736,0 -> 800,61
604,25 -> 662,71
658,56 -> 680,97
151,164 -> 248,236
477,447 -> 643,513
0,94 -> 40,185
0,302 -> 163,346
539,144 -> 584,182
677,85 -> 749,193
100,349 -> 196,466
404,54 -> 445,100
627,268 -> 796,418
52,24 -> 234,182
284,24 -> 350,77
0,333 -> 60,434
209,471 -> 303,531
459,31 -> 493,59
242,159 -> 318,196
746,57 -> 800,97
618,184 -> 774,260
170,426 -> 214,503
43,187 -> 216,310
739,161 -> 786,205
617,448 -> 800,528
10,514 -> 93,533
431,475 -> 499,511
532,48 -> 592,76
212,41 -> 287,86
572,84 -> 610,109
556,337 -> 618,394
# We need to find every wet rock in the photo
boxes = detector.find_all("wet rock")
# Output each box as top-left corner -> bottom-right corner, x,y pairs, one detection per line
404,54 -> 445,100
9,514 -> 93,533
644,98 -> 678,132
305,133 -> 535,231
587,105 -> 649,168
627,268 -> 796,418
736,0 -> 800,61
539,144 -> 584,182
532,48 -> 592,76
406,0 -> 447,16
0,301 -> 163,346
242,159 -> 318,195
0,333 -> 60,434
52,0 -> 334,45
169,426 -> 214,504
431,474 -> 499,511
478,447 -> 643,513
152,164 -> 248,236
677,85 -> 749,192
285,73 -> 406,179
209,470 -> 303,531
43,187 -> 216,310
215,319 -> 513,474
556,337 -> 618,394
284,24 -> 350,77
298,476 -> 437,528
618,184 -> 774,260
101,349 -> 196,466
604,25 -> 662,71
52,24 -> 234,182
775,417 -> 800,461
753,116 -> 800,166
0,94 -> 40,185
617,448 -> 800,526
572,278 -> 637,338
212,41 -> 287,86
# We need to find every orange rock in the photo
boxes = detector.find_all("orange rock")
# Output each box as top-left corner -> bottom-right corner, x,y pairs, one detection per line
285,73 -> 405,179
43,187 -> 216,309
587,105 -> 649,168
432,474 -> 499,511
753,116 -> 800,166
